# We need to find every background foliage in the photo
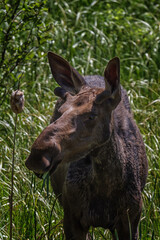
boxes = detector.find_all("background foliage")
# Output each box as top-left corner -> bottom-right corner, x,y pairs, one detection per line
0,0 -> 159,239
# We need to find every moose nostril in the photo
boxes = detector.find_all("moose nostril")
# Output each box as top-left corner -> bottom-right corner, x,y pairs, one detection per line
42,155 -> 51,168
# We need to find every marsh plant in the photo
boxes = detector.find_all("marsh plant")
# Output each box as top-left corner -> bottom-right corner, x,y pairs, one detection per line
0,0 -> 159,239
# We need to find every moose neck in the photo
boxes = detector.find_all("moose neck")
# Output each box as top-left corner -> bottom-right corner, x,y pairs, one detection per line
90,117 -> 124,192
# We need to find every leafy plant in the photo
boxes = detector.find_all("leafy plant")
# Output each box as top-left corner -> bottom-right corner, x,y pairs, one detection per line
0,0 -> 159,239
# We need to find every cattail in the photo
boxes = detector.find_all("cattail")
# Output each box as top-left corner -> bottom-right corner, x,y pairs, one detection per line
10,90 -> 24,114
10,89 -> 24,240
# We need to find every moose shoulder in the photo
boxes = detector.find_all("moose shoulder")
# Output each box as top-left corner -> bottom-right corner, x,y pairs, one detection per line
25,52 -> 148,240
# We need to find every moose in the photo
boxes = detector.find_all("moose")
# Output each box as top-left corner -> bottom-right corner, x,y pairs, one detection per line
25,52 -> 148,240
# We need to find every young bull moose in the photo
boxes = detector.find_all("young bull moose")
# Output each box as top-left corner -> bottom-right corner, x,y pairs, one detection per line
25,52 -> 148,240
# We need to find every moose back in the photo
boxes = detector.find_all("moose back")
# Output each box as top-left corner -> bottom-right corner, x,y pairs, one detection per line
25,52 -> 148,240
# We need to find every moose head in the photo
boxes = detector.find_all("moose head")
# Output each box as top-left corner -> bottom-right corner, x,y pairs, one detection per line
25,52 -> 121,178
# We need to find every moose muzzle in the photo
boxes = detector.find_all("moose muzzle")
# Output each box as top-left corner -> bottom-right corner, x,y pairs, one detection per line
25,142 -> 61,178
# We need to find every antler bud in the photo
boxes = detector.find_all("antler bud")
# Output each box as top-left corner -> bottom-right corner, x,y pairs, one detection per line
10,90 -> 24,114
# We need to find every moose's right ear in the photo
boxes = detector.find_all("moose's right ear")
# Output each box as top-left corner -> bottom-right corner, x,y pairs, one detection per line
48,52 -> 86,94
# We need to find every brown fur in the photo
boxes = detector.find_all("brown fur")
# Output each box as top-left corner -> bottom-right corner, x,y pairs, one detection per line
25,52 -> 148,240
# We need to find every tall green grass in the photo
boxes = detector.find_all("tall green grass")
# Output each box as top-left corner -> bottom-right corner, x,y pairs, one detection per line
0,0 -> 159,239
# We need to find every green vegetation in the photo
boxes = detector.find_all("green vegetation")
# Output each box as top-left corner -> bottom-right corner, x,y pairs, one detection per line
0,0 -> 159,239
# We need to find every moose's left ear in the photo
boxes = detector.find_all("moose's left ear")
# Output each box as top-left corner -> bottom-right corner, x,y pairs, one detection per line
105,57 -> 121,109
104,57 -> 120,92
95,57 -> 121,109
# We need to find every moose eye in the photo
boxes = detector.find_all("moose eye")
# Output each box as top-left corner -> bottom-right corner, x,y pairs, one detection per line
88,113 -> 97,120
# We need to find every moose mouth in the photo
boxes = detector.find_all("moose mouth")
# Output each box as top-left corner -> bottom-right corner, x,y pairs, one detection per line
27,153 -> 62,179
34,172 -> 44,179
33,156 -> 62,179
25,142 -> 62,179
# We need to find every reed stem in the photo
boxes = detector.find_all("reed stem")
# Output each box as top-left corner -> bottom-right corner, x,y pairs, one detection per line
9,113 -> 18,240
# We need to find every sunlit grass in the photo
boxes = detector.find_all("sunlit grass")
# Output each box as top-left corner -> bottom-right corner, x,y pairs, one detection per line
0,0 -> 159,239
